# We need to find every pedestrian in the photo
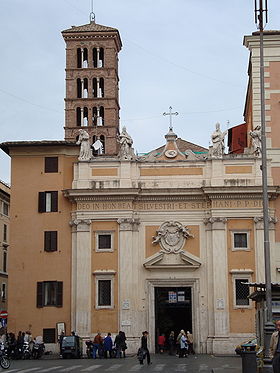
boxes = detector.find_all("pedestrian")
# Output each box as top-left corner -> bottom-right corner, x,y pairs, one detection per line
168,331 -> 175,355
139,331 -> 151,365
120,331 -> 127,358
103,333 -> 113,358
176,330 -> 184,355
58,331 -> 65,357
157,333 -> 165,354
92,332 -> 103,359
114,331 -> 123,358
178,330 -> 188,358
186,331 -> 195,355
270,320 -> 280,372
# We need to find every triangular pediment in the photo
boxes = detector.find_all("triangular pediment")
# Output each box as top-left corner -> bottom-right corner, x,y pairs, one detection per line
143,250 -> 201,270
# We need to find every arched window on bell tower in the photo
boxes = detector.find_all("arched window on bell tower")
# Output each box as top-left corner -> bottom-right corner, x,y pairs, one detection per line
92,106 -> 104,126
77,48 -> 88,68
92,78 -> 104,98
77,78 -> 88,98
76,107 -> 89,126
92,135 -> 105,155
93,47 -> 104,68
76,107 -> 81,126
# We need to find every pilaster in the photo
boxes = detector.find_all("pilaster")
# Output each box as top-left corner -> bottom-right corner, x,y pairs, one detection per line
205,217 -> 229,353
254,216 -> 277,282
117,217 -> 140,343
69,218 -> 92,337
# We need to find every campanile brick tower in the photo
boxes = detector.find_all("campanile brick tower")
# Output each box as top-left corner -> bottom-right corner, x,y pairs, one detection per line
62,18 -> 122,155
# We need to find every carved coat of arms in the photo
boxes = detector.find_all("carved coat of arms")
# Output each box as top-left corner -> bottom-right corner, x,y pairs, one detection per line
152,221 -> 193,254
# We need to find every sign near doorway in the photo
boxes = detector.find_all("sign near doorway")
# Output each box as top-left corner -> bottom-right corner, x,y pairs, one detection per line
168,291 -> 177,303
177,291 -> 185,302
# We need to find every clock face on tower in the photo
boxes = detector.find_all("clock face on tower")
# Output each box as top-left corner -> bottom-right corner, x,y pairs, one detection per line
165,150 -> 178,158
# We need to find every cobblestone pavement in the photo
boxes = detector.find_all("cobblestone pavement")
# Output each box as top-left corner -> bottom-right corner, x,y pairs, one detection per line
2,354 -> 242,373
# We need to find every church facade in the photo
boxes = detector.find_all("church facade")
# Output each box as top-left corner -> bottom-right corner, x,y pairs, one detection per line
1,20 -> 280,354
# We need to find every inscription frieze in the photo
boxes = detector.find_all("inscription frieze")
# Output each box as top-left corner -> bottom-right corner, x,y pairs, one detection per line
77,199 -> 263,211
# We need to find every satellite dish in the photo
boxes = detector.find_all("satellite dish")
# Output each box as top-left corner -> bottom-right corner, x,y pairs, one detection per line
92,140 -> 102,150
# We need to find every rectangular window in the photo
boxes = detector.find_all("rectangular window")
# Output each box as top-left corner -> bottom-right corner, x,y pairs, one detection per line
45,157 -> 58,173
37,281 -> 63,308
43,328 -> 56,343
234,233 -> 248,248
3,203 -> 8,216
44,231 -> 57,252
3,252 -> 7,273
235,278 -> 249,306
1,283 -> 6,302
98,280 -> 111,307
38,191 -> 58,213
98,234 -> 111,249
3,225 -> 7,242
96,232 -> 114,252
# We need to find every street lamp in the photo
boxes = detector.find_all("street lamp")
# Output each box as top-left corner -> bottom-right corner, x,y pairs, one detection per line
254,1 -> 274,371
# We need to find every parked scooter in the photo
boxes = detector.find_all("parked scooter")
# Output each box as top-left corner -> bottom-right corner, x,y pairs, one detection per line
32,336 -> 45,359
85,340 -> 93,358
22,341 -> 31,360
0,343 -> 11,369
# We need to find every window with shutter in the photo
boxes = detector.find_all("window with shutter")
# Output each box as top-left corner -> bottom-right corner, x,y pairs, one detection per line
38,192 -> 58,213
37,282 -> 44,308
45,157 -> 58,173
37,281 -> 63,307
57,282 -> 63,307
44,231 -> 57,252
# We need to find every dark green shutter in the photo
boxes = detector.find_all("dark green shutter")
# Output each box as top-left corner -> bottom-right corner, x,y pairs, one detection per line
37,282 -> 44,308
56,282 -> 63,307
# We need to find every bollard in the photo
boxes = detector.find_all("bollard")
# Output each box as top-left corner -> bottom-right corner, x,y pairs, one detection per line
241,350 -> 257,373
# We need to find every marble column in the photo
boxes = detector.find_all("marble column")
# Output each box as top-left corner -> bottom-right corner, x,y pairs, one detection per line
70,218 -> 92,337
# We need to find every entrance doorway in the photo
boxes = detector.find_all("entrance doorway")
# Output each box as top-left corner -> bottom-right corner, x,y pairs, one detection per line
155,287 -> 192,351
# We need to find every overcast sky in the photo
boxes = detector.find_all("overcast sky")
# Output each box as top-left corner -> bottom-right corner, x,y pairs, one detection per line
1,0 -> 280,184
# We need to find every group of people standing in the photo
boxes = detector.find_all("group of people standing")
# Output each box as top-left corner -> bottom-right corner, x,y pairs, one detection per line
158,330 -> 195,357
90,331 -> 127,359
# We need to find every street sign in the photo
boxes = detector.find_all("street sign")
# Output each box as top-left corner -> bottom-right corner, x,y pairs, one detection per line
0,311 -> 8,319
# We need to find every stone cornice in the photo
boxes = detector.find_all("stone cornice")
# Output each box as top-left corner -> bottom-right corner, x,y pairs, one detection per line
63,186 -> 279,203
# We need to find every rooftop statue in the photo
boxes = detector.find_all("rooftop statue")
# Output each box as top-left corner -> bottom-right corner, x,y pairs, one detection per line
118,126 -> 135,160
76,129 -> 91,161
211,122 -> 227,158
249,125 -> 261,156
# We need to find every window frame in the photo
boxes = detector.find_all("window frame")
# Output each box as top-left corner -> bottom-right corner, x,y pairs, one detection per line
44,231 -> 58,252
37,281 -> 63,308
230,230 -> 251,251
38,191 -> 58,213
95,274 -> 114,309
95,231 -> 114,252
43,328 -> 56,343
44,157 -> 58,173
3,251 -> 7,273
232,275 -> 251,309
3,224 -> 7,242
3,202 -> 8,217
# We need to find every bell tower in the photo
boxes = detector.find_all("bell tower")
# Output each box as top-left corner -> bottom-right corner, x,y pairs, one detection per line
62,17 -> 122,155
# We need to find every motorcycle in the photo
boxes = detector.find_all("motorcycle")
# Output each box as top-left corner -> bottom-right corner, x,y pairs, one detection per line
32,342 -> 45,359
85,340 -> 93,358
22,341 -> 31,360
0,343 -> 11,369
